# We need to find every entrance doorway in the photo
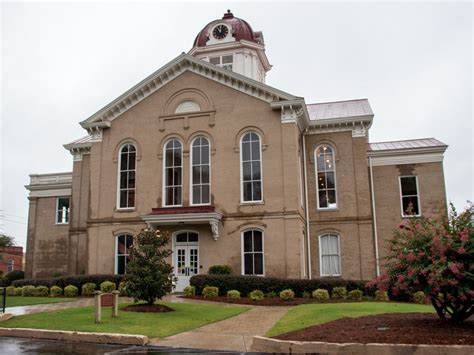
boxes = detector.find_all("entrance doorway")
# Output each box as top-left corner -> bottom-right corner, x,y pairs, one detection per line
173,231 -> 199,292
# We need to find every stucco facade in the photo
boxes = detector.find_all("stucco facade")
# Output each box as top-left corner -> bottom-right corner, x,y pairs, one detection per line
24,11 -> 448,288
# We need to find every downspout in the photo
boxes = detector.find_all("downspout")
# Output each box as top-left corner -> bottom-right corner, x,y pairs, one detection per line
369,156 -> 380,277
302,131 -> 312,279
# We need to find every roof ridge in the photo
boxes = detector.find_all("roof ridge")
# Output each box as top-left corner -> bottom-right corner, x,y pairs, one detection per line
307,98 -> 368,106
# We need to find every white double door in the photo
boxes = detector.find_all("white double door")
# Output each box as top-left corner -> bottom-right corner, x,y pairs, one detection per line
174,232 -> 199,292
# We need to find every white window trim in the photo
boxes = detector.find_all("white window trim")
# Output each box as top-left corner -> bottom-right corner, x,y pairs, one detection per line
55,196 -> 70,225
115,234 -> 132,275
315,144 -> 338,210
209,53 -> 234,71
239,131 -> 264,204
399,175 -> 422,218
162,138 -> 183,207
116,143 -> 137,211
7,259 -> 14,273
240,229 -> 265,276
190,136 -> 211,206
318,233 -> 341,277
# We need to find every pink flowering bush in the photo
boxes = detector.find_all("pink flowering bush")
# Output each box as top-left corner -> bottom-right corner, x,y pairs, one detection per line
383,203 -> 473,322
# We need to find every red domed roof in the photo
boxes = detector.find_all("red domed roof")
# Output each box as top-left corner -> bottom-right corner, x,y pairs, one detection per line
193,10 -> 262,47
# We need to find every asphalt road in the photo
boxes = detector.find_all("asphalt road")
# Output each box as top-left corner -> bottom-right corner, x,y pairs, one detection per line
0,337 -> 256,354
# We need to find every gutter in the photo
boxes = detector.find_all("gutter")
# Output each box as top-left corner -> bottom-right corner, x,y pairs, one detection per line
302,132 -> 312,279
368,156 -> 380,277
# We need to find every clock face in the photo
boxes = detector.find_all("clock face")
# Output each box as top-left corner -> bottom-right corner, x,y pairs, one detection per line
212,25 -> 228,40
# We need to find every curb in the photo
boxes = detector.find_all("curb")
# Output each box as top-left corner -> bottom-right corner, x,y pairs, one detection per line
251,336 -> 474,355
0,328 -> 148,346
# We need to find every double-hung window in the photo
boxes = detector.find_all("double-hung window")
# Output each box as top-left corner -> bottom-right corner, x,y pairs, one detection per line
191,137 -> 211,205
241,132 -> 262,202
118,144 -> 136,209
7,259 -> 14,273
116,234 -> 133,274
242,230 -> 264,276
399,176 -> 420,216
56,197 -> 70,224
319,234 -> 341,276
315,145 -> 337,209
164,139 -> 183,206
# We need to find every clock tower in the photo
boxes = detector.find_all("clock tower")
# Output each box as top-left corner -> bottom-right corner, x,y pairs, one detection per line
189,10 -> 272,83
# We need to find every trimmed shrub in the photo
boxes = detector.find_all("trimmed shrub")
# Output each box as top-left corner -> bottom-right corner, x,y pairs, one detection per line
50,286 -> 62,297
375,290 -> 389,301
1,270 -> 25,287
81,283 -> 96,296
227,290 -> 241,300
22,285 -> 36,296
64,285 -> 78,297
332,287 -> 347,300
413,291 -> 427,304
34,286 -> 49,297
266,291 -> 277,298
312,289 -> 329,301
118,281 -> 130,297
6,286 -> 15,296
14,287 -> 23,296
13,274 -> 124,290
279,289 -> 295,301
208,265 -> 233,275
347,289 -> 363,301
183,286 -> 196,297
100,281 -> 116,293
302,291 -> 311,298
190,274 -> 366,297
249,290 -> 265,301
202,286 -> 219,299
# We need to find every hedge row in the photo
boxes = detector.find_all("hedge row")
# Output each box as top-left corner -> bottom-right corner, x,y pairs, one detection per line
190,275 -> 367,297
12,274 -> 125,290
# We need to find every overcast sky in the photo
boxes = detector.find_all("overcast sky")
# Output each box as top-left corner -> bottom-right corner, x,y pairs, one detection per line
1,1 -> 472,248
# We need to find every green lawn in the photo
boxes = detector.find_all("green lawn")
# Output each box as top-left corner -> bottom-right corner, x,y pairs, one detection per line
5,297 -> 76,308
267,302 -> 434,337
0,302 -> 250,338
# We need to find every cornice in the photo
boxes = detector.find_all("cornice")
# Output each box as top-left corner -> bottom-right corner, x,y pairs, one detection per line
305,115 -> 373,137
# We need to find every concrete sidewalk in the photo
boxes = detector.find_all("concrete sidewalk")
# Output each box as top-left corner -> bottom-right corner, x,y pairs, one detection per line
151,306 -> 290,352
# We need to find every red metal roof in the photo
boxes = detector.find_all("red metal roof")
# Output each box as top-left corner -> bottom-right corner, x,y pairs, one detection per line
193,10 -> 259,47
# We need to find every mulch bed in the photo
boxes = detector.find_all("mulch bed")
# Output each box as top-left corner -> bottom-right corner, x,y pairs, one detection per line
274,313 -> 474,345
182,295 -> 326,306
122,304 -> 174,313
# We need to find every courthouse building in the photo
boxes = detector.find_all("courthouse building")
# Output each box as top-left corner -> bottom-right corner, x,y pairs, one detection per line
25,11 -> 448,291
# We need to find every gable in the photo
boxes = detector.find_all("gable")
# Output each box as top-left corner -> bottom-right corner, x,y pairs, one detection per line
80,53 -> 308,135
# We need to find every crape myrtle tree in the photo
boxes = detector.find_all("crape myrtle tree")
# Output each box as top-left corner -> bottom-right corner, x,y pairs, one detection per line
125,228 -> 176,305
383,203 -> 473,322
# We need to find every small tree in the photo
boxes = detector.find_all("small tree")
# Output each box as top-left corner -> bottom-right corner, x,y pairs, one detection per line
125,228 -> 175,305
384,203 -> 473,322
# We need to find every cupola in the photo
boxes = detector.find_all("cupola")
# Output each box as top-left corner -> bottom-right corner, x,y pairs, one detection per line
189,10 -> 272,83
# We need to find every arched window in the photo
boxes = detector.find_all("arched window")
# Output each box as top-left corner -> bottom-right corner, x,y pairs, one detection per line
164,139 -> 182,206
175,100 -> 201,114
118,144 -> 136,209
315,145 -> 337,209
191,137 -> 210,205
240,132 -> 262,202
116,234 -> 133,274
319,234 -> 341,276
7,259 -> 14,273
242,229 -> 264,276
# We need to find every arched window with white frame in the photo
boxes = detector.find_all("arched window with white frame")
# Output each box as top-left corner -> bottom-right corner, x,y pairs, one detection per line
115,234 -> 133,274
118,143 -> 136,209
315,144 -> 337,209
191,136 -> 210,205
242,229 -> 264,276
240,132 -> 262,202
164,138 -> 183,206
319,233 -> 341,276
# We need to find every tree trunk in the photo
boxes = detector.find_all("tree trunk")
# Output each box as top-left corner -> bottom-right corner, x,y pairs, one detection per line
431,297 -> 446,320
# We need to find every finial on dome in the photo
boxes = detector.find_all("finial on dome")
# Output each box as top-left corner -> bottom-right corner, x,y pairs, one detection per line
223,9 -> 234,19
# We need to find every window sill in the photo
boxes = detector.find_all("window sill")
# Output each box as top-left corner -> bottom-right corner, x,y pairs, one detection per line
317,208 -> 339,212
320,274 -> 341,278
55,223 -> 69,226
239,201 -> 265,206
115,208 -> 136,213
402,214 -> 421,219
